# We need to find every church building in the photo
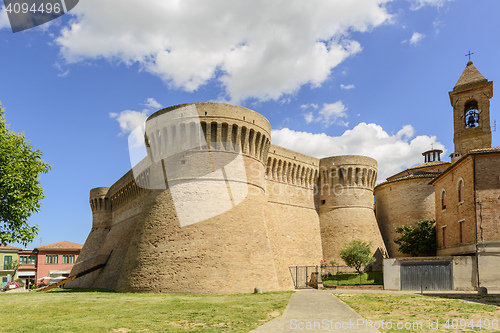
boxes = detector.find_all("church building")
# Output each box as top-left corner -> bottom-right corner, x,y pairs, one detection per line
382,61 -> 500,291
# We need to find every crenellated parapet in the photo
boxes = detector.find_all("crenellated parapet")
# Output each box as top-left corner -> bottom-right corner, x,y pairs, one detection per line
90,187 -> 111,213
89,187 -> 112,229
107,170 -> 150,211
266,145 -> 319,189
145,103 -> 271,167
319,155 -> 377,191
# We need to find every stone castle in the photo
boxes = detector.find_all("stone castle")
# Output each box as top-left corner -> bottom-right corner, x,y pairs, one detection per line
68,61 -> 500,293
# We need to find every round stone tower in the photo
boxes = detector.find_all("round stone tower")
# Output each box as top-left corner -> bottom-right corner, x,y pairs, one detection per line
64,187 -> 112,289
114,102 -> 282,293
374,150 -> 450,257
318,155 -> 387,265
89,187 -> 112,229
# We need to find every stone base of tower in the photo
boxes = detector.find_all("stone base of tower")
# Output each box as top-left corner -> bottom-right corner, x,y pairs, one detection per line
69,185 -> 283,294
320,207 -> 387,267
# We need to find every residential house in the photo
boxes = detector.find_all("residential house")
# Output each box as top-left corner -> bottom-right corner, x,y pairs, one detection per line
17,249 -> 37,289
0,245 -> 22,288
35,241 -> 83,286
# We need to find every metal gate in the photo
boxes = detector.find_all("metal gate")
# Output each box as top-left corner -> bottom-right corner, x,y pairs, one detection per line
401,261 -> 453,291
289,266 -> 318,289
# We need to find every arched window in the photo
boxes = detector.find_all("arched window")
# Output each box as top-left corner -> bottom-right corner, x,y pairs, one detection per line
464,100 -> 479,128
457,179 -> 464,203
441,189 -> 447,210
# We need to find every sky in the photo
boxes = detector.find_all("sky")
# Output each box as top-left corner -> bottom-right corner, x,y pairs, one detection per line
0,0 -> 499,248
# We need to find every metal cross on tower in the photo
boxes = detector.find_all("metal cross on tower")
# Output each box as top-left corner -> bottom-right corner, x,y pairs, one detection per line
465,50 -> 474,61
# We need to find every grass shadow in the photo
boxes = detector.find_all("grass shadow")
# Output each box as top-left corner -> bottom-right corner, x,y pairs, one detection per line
424,293 -> 500,308
47,288 -> 116,293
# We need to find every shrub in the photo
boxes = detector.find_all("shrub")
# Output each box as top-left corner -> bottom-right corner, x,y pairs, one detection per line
339,240 -> 376,274
2,281 -> 23,291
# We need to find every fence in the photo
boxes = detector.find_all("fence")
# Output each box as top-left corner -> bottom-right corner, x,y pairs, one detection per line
320,265 -> 383,287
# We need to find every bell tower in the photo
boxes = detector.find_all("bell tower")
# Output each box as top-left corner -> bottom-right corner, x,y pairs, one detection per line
449,61 -> 493,163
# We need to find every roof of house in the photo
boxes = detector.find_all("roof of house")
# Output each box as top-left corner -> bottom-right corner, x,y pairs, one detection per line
430,146 -> 500,184
454,61 -> 488,90
406,160 -> 450,171
377,171 -> 442,188
35,241 -> 83,251
0,245 -> 23,251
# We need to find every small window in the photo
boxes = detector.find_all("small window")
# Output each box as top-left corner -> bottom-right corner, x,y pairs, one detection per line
459,221 -> 465,244
63,255 -> 75,264
20,256 -> 36,265
442,227 -> 447,247
458,179 -> 464,203
321,200 -> 326,205
3,255 -> 12,270
441,190 -> 447,210
45,254 -> 58,264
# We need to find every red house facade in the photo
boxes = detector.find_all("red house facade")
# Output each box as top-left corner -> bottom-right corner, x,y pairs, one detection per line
17,249 -> 37,289
34,241 -> 82,287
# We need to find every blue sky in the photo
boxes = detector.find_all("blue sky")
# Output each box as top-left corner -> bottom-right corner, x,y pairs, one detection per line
1,0 -> 499,248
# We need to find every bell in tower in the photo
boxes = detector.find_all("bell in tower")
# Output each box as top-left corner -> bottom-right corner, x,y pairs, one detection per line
449,60 -> 493,163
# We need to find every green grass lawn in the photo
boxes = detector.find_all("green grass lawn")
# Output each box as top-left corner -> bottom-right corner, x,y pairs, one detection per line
322,271 -> 383,287
1,288 -> 292,332
336,293 -> 500,332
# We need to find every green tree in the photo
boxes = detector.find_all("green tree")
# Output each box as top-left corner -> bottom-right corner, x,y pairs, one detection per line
0,102 -> 50,246
339,240 -> 376,274
5,259 -> 21,281
394,219 -> 436,257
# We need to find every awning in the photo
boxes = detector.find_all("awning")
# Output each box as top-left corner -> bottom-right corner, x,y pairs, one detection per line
17,271 -> 36,277
48,270 -> 70,275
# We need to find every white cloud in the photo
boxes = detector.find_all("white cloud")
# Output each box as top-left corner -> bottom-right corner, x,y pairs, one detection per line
301,104 -> 319,110
302,102 -> 348,127
304,112 -> 314,124
109,98 -> 162,135
109,110 -> 149,135
143,97 -> 163,110
271,123 -> 445,182
340,84 -> 355,90
409,0 -> 453,10
58,70 -> 70,77
0,6 -> 10,30
55,0 -> 392,102
409,32 -> 426,46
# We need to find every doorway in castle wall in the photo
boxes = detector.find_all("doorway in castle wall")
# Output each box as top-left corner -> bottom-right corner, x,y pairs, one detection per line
400,261 -> 453,291
289,266 -> 318,289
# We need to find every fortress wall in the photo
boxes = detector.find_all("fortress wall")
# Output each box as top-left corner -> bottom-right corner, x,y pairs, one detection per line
318,156 -> 387,265
65,187 -> 111,288
71,103 -> 284,293
263,145 -> 322,289
67,173 -> 151,289
89,173 -> 150,290
265,144 -> 319,208
264,202 -> 322,289
374,177 -> 436,258
114,181 -> 280,294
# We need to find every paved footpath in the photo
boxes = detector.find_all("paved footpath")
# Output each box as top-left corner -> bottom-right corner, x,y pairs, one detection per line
251,289 -> 380,333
